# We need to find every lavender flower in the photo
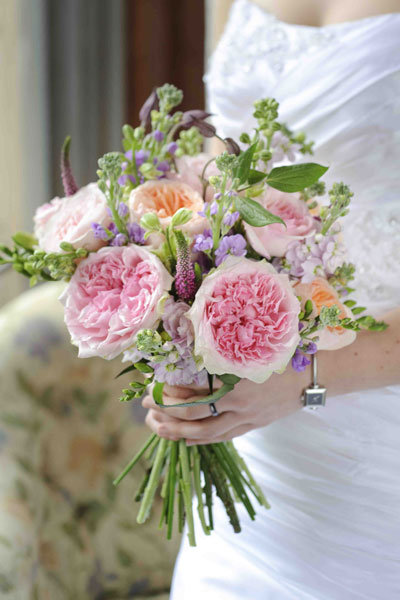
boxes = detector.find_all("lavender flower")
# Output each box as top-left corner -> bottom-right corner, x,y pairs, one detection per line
215,234 -> 247,266
127,222 -> 145,244
174,230 -> 197,301
291,348 -> 311,372
154,129 -> 164,142
223,211 -> 240,227
91,223 -> 109,241
193,229 -> 213,252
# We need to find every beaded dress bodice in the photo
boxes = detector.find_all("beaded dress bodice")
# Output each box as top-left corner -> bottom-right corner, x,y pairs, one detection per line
205,0 -> 400,314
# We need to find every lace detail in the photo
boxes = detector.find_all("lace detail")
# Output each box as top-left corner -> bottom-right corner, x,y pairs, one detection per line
205,0 -> 337,81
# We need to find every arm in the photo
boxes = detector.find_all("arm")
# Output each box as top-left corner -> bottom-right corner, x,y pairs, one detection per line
142,307 -> 400,444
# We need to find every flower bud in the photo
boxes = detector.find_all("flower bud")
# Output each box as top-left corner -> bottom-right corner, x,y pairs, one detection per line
171,208 -> 193,228
140,212 -> 162,231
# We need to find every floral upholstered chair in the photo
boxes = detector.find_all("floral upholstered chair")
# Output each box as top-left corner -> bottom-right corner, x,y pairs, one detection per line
0,282 -> 179,599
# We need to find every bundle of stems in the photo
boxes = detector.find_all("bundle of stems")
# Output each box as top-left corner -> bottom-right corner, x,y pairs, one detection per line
113,434 -> 270,546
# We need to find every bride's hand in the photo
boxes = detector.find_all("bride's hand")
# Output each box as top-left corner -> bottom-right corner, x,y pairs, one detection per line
142,371 -> 307,445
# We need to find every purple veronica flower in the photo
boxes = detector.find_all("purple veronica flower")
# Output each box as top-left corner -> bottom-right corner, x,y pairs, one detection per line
175,230 -> 197,301
223,211 -> 240,227
167,142 -> 178,155
117,202 -> 129,218
291,348 -> 311,372
109,233 -> 127,246
91,223 -> 109,241
127,222 -> 145,244
154,129 -> 164,142
193,229 -> 213,252
215,234 -> 247,266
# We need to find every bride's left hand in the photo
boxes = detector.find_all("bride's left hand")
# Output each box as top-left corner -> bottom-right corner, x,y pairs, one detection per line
142,371 -> 307,445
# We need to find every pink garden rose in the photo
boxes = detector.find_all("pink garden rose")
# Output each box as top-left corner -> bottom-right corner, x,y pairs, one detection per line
129,180 -> 208,240
187,256 -> 300,383
245,188 -> 319,258
167,153 -> 219,203
295,277 -> 356,350
34,183 -> 110,253
59,245 -> 173,359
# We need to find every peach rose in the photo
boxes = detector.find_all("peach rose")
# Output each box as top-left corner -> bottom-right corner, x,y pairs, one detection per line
295,277 -> 356,350
244,188 -> 319,258
167,153 -> 219,203
34,183 -> 110,253
128,180 -> 208,239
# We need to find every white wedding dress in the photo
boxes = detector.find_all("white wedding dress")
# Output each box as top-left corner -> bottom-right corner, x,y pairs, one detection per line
171,2 -> 400,598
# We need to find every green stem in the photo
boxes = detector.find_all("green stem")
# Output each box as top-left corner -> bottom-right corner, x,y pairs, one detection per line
137,437 -> 169,524
213,443 -> 256,519
202,454 -> 214,531
192,445 -> 210,536
226,441 -> 270,509
113,433 -> 157,486
199,445 -> 241,533
177,460 -> 185,533
167,441 -> 179,539
134,468 -> 151,502
179,440 -> 196,546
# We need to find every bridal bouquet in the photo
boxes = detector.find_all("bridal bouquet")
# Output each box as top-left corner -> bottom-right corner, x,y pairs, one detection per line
1,84 -> 386,546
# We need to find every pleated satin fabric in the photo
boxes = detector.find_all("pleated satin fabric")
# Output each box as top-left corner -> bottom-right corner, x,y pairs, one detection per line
171,2 -> 400,598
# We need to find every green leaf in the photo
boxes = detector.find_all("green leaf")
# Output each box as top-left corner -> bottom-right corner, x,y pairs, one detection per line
171,208 -> 193,228
134,361 -> 154,374
304,299 -> 313,318
351,306 -> 367,315
158,383 -> 234,408
153,381 -> 165,405
235,196 -> 285,227
12,231 -> 38,250
247,169 -> 267,185
234,143 -> 257,184
217,373 -> 241,385
266,163 -> 328,193
115,364 -> 136,378
343,299 -> 357,307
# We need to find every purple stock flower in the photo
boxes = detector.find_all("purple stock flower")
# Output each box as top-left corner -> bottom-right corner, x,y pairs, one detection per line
110,233 -> 127,246
108,222 -> 118,235
223,211 -> 240,227
151,354 -> 208,386
167,142 -> 178,155
156,160 -> 170,173
127,222 -> 145,244
117,202 -> 129,218
118,174 -> 136,186
91,222 -> 109,241
124,150 -> 133,161
291,348 -> 311,372
215,234 -> 247,266
214,192 -> 222,200
153,129 -> 164,142
286,234 -> 346,283
193,229 -> 213,252
306,341 -> 318,354
135,149 -> 150,166
210,201 -> 218,215
198,202 -> 209,217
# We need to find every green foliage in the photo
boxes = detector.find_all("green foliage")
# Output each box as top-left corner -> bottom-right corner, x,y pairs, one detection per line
235,196 -> 285,227
266,163 -> 329,193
